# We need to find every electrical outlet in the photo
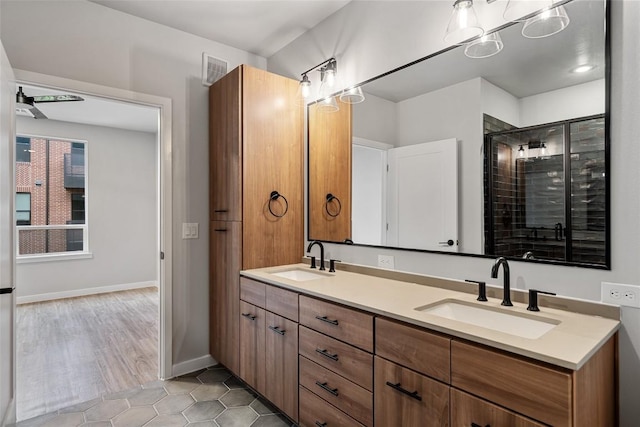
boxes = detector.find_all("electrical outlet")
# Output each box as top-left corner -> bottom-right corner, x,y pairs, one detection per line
378,255 -> 395,269
601,282 -> 640,308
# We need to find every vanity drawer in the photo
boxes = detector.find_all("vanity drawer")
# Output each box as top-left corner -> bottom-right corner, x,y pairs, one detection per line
451,388 -> 545,427
240,277 -> 266,308
451,340 -> 572,427
299,295 -> 374,352
299,386 -> 365,427
266,285 -> 298,321
299,356 -> 373,427
375,317 -> 450,383
374,356 -> 449,427
299,326 -> 373,391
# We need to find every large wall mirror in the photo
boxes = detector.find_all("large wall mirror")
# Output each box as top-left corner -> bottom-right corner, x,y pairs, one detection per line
308,0 -> 609,268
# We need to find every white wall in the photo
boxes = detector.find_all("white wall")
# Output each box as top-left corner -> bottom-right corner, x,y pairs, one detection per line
15,117 -> 157,298
0,0 -> 266,368
352,92 -> 397,144
269,1 -> 640,425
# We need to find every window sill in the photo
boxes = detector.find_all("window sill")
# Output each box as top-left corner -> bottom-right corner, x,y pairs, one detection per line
17,252 -> 93,264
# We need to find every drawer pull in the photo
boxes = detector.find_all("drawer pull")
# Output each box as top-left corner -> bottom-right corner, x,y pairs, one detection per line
471,424 -> 490,427
385,381 -> 422,401
268,325 -> 286,335
315,348 -> 339,361
241,313 -> 256,321
315,381 -> 339,397
315,422 -> 327,427
214,209 -> 228,213
315,315 -> 339,326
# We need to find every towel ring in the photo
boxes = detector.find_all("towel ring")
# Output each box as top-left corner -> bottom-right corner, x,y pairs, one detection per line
325,193 -> 342,218
268,191 -> 289,218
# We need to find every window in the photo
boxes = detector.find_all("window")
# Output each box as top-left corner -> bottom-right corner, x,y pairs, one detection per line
16,193 -> 31,225
15,135 -> 89,258
16,136 -> 31,162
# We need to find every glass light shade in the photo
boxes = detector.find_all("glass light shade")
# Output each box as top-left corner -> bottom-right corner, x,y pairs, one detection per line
444,0 -> 484,45
297,75 -> 311,99
503,0 -> 555,22
317,96 -> 339,113
464,32 -> 504,59
522,5 -> 570,38
339,86 -> 365,104
518,145 -> 525,157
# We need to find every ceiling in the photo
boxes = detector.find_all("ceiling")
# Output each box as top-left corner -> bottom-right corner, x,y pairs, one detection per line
16,84 -> 159,134
89,0 -> 351,58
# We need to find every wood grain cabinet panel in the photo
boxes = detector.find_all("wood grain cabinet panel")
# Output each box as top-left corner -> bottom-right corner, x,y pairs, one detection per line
264,312 -> 298,421
239,301 -> 265,396
374,356 -> 449,427
209,221 -> 241,375
299,356 -> 373,427
299,326 -> 373,391
451,388 -> 545,427
266,285 -> 299,322
299,296 -> 374,352
451,340 -> 572,427
240,277 -> 266,308
375,317 -> 451,383
299,386 -> 365,427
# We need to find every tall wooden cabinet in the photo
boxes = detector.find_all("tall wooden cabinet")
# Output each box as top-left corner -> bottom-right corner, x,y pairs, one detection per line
209,65 -> 303,377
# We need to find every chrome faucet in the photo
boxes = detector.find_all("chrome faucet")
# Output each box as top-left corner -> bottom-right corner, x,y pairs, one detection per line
490,257 -> 513,306
307,241 -> 325,271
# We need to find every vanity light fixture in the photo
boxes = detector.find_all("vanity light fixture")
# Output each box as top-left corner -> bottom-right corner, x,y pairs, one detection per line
518,145 -> 525,158
444,0 -> 484,45
317,95 -> 339,113
339,86 -> 365,104
540,142 -> 547,157
297,57 -> 337,102
296,74 -> 311,99
464,31 -> 503,58
521,4 -> 570,39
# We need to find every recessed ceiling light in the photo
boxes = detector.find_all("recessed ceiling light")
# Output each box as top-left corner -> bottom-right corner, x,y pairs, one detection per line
571,65 -> 595,73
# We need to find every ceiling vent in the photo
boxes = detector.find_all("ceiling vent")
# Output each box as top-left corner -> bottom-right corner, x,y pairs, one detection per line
202,53 -> 228,86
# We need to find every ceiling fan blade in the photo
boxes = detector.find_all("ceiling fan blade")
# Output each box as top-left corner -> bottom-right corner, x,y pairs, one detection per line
33,94 -> 84,103
29,106 -> 48,119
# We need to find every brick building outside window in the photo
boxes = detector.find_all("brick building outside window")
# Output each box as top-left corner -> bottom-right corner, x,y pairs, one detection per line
15,135 -> 87,256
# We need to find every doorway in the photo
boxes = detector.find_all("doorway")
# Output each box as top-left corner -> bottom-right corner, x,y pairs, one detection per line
11,74 -> 172,421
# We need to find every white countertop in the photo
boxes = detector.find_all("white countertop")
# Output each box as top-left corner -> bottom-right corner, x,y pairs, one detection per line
241,263 -> 620,370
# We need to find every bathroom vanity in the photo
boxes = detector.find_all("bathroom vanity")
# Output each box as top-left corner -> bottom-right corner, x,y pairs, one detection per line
239,262 -> 619,427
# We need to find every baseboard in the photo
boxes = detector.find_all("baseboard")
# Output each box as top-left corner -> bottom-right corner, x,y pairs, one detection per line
1,397 -> 16,427
172,354 -> 216,378
17,281 -> 158,305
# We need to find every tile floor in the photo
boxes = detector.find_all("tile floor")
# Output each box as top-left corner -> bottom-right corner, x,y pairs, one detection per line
16,366 -> 296,427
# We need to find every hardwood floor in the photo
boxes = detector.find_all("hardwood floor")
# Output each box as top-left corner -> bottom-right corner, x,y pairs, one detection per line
16,287 -> 159,422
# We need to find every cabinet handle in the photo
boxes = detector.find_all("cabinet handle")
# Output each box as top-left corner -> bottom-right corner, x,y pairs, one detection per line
315,348 -> 339,361
315,422 -> 327,427
471,424 -> 490,427
385,382 -> 422,401
315,315 -> 339,326
315,381 -> 339,397
214,228 -> 227,232
268,325 -> 286,335
214,209 -> 228,213
241,313 -> 256,321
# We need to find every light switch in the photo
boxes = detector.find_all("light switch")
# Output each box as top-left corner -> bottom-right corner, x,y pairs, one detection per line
182,223 -> 199,239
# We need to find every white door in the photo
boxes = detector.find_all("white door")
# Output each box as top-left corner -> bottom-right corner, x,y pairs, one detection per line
0,41 -> 16,426
387,138 -> 458,252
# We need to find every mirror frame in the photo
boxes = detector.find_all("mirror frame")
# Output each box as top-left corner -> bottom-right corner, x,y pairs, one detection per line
306,0 -> 611,269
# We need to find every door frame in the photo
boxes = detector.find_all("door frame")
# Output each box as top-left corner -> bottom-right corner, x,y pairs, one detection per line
14,69 -> 173,379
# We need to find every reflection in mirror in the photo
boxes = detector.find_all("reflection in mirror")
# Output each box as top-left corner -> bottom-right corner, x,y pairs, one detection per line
307,0 -> 608,267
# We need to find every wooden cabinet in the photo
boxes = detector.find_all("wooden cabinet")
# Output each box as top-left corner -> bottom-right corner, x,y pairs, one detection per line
239,279 -> 299,422
451,389 -> 545,427
308,99 -> 352,242
374,356 -> 449,427
209,221 -> 241,374
209,65 -> 303,377
299,297 -> 374,427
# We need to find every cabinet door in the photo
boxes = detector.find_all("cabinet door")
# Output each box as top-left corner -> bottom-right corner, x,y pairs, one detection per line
264,312 -> 298,422
451,389 -> 545,427
242,65 -> 303,269
239,301 -> 265,395
374,356 -> 449,427
308,98 -> 352,242
210,67 -> 242,222
210,221 -> 241,374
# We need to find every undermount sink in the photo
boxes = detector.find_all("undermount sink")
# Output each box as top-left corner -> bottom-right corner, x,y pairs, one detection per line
270,268 -> 330,281
415,299 -> 559,339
